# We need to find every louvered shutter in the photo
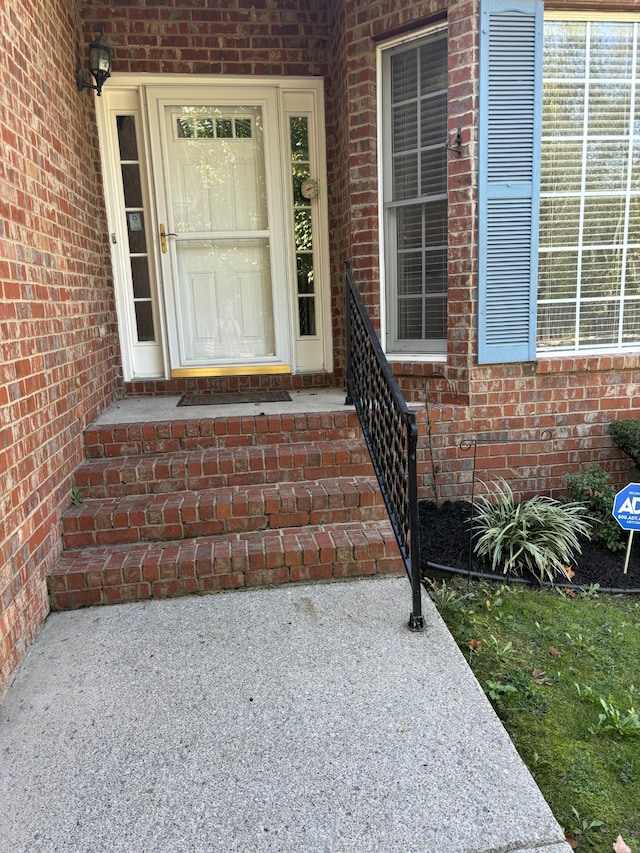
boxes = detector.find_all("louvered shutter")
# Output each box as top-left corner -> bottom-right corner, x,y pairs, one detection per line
478,0 -> 543,364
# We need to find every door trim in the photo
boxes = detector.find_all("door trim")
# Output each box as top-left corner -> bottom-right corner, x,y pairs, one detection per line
96,74 -> 332,381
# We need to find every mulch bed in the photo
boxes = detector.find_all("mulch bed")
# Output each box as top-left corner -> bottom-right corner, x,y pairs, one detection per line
419,500 -> 640,591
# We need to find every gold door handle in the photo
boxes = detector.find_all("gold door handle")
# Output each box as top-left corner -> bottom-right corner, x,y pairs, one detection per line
159,223 -> 177,254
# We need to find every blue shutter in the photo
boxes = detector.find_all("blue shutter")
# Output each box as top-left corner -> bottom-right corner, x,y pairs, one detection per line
478,0 -> 543,364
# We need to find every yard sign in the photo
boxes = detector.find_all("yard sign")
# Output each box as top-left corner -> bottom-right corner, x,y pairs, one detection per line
612,483 -> 640,573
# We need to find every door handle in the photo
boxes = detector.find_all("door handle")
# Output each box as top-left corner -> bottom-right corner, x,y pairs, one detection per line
159,223 -> 177,254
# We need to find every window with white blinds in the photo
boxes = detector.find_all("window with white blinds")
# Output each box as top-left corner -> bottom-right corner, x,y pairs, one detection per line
382,29 -> 448,355
538,19 -> 640,352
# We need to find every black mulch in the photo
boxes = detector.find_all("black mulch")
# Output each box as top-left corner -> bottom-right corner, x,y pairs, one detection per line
419,500 -> 640,591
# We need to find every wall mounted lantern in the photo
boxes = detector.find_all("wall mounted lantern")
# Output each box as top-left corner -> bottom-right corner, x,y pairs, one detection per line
77,28 -> 112,96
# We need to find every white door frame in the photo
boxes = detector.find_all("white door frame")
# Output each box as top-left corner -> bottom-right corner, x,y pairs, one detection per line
96,73 -> 333,382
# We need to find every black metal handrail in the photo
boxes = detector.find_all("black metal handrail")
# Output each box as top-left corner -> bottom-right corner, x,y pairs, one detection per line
344,262 -> 425,631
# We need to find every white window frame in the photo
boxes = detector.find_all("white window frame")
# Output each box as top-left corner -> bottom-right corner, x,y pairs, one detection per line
378,24 -> 449,361
537,11 -> 640,356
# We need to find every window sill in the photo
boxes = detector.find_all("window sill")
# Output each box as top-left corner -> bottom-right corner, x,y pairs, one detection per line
386,354 -> 447,363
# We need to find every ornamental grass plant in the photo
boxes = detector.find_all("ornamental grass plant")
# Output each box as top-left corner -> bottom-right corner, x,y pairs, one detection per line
472,478 -> 593,585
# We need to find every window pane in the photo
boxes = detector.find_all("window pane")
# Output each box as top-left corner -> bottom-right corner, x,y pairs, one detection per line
398,297 -> 424,338
294,210 -> 312,251
235,118 -> 252,138
538,251 -> 578,300
392,50 -> 417,102
121,164 -> 143,209
117,116 -> 138,160
393,103 -> 418,153
397,206 -> 423,250
537,302 -> 577,349
589,23 -> 634,79
420,148 -> 447,195
539,198 -> 580,247
290,117 -> 309,160
127,211 -> 146,253
397,253 -> 423,295
421,93 -> 447,147
587,83 -> 631,136
292,164 -> 311,206
196,118 -> 214,138
579,301 -> 619,347
623,300 -> 640,340
134,302 -> 155,342
176,118 -> 193,138
131,256 -> 151,299
543,82 -> 585,136
627,247 -> 640,295
544,22 -> 586,78
585,141 -> 628,191
424,200 -> 447,247
423,295 -> 447,338
631,141 -> 640,190
393,153 -> 419,199
540,140 -> 583,193
216,118 -> 232,138
425,250 -> 447,293
296,254 -> 314,295
583,196 -> 626,245
420,39 -> 447,94
624,248 -> 640,296
298,297 -> 316,337
581,248 -> 623,299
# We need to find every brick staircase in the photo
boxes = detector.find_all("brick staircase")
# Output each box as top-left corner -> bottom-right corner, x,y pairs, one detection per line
48,408 -> 405,610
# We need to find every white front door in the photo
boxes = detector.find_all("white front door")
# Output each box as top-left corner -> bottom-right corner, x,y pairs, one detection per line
96,76 -> 332,380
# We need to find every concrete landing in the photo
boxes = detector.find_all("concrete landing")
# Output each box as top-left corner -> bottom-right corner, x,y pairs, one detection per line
0,577 -> 570,853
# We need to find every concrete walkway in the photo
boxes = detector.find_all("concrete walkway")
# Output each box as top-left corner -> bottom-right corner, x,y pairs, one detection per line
0,577 -> 570,853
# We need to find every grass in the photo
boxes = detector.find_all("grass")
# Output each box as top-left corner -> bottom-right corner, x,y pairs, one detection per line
427,578 -> 640,852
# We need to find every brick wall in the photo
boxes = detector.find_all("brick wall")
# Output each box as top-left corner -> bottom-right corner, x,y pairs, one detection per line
93,0 -> 330,78
338,0 -> 638,501
0,0 -> 120,698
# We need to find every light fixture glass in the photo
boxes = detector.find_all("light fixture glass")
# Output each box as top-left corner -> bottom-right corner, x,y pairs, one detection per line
77,28 -> 112,96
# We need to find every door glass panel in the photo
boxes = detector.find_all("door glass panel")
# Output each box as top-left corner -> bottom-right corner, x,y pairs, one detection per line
163,104 -> 275,363
135,303 -> 155,341
289,116 -> 316,337
116,114 -> 155,344
168,106 -> 267,233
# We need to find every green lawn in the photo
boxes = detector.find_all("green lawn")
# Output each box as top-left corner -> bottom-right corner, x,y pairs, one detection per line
427,578 -> 640,852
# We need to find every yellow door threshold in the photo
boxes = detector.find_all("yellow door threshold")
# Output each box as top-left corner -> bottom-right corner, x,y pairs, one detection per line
171,365 -> 292,378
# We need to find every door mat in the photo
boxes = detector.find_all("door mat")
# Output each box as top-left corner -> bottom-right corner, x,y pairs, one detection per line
177,390 -> 292,406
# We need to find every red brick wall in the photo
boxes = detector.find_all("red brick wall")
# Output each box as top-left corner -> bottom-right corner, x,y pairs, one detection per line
81,1 -> 329,77
337,0 -> 638,501
0,0 -> 120,698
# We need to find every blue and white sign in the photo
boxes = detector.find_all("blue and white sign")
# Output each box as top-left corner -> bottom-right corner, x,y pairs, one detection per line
613,483 -> 640,531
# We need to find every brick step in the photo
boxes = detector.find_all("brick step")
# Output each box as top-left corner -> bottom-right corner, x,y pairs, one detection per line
73,439 -> 374,499
83,410 -> 361,458
48,522 -> 404,610
62,478 -> 386,549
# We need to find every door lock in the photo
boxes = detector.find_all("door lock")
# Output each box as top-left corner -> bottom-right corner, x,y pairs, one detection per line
159,223 -> 177,253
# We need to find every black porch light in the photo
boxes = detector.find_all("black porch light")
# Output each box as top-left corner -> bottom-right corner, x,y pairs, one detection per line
77,27 -> 112,96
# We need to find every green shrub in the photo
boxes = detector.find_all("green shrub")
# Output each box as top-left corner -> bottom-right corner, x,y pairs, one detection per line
609,418 -> 640,477
564,466 -> 625,552
473,478 -> 592,584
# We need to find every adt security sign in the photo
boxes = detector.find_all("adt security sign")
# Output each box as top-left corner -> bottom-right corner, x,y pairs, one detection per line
613,483 -> 640,531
